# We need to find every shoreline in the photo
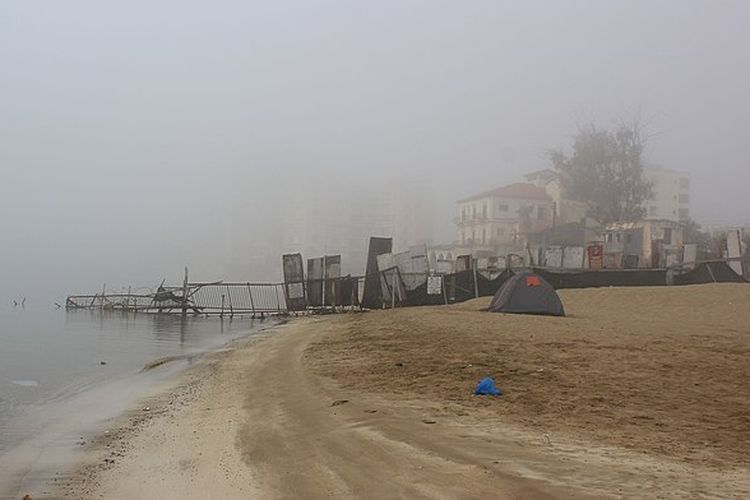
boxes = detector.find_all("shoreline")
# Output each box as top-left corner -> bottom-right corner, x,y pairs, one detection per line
53,317 -> 559,499
52,321 -> 287,499
2,319 -> 280,500
41,285 -> 750,498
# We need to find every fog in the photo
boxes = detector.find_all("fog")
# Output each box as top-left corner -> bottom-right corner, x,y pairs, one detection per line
1,0 -> 748,303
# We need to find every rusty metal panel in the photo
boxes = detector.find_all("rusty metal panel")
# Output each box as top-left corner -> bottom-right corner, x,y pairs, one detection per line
544,247 -> 564,268
307,257 -> 325,307
727,229 -> 743,276
436,259 -> 454,274
362,237 -> 393,309
379,266 -> 405,307
282,253 -> 307,311
376,252 -> 395,272
324,255 -> 341,306
588,244 -> 604,269
395,251 -> 428,291
562,246 -> 585,268
455,254 -> 472,272
622,254 -> 640,269
336,276 -> 359,306
683,244 -> 697,269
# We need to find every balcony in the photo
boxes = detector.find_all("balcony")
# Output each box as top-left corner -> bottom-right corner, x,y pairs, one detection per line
453,215 -> 492,225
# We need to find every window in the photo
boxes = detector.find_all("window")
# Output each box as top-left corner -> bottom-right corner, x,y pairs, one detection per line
461,208 -> 467,221
625,233 -> 633,244
482,228 -> 486,243
679,208 -> 690,219
679,194 -> 690,204
472,230 -> 476,241
498,203 -> 509,212
482,203 -> 487,218
606,233 -> 613,243
663,227 -> 673,244
472,205 -> 476,218
615,233 -> 622,243
679,178 -> 690,189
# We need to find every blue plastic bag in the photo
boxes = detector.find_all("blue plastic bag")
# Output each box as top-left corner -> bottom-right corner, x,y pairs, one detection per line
474,377 -> 502,396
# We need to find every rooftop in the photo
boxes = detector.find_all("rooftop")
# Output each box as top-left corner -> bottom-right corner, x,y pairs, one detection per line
457,183 -> 552,203
523,168 -> 558,180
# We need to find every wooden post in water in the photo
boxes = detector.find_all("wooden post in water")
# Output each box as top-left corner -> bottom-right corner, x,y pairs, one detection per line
181,267 -> 189,317
226,285 -> 234,317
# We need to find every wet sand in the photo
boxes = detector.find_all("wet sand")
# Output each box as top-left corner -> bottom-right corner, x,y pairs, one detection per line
51,284 -> 750,499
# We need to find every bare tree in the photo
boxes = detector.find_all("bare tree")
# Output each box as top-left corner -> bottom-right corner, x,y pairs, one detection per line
548,120 -> 653,224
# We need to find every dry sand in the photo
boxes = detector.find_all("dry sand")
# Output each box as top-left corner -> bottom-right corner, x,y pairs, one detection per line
49,284 -> 750,499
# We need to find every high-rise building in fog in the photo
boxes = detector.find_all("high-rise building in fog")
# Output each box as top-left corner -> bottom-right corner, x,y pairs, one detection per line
645,167 -> 691,222
280,178 -> 434,275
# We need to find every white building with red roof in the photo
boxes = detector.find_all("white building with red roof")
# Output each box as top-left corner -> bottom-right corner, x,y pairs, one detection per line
455,182 -> 555,247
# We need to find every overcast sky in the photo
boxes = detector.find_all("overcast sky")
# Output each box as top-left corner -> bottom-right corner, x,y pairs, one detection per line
1,0 -> 749,302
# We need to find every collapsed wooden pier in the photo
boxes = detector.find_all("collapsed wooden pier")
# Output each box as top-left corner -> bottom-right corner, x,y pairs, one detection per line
66,269 -> 288,317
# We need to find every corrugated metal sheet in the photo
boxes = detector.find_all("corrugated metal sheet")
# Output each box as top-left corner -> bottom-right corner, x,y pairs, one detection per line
306,257 -> 325,307
362,237 -> 393,309
282,253 -> 307,311
324,255 -> 341,306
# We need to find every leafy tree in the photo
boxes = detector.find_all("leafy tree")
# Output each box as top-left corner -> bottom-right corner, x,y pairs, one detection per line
548,121 -> 653,224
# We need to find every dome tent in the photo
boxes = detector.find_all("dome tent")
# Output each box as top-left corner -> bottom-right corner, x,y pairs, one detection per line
488,271 -> 565,317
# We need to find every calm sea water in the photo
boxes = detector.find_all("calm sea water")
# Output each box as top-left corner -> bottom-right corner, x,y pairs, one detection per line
0,307 -> 270,498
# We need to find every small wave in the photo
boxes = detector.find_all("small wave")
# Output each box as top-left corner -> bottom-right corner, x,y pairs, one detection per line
140,354 -> 192,372
11,380 -> 39,387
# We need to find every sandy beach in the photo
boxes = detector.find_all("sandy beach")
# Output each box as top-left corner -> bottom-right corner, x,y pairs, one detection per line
47,284 -> 750,499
